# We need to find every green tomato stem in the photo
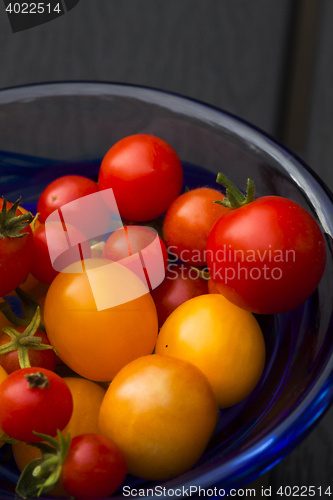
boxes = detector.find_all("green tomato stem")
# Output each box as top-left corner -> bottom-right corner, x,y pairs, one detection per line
0,197 -> 34,239
0,307 -> 57,368
15,431 -> 72,499
214,173 -> 256,209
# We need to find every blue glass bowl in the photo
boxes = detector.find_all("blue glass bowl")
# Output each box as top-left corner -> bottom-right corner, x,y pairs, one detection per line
1,82 -> 333,499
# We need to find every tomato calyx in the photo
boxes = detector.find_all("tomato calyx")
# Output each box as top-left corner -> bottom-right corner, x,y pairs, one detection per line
213,173 -> 255,209
24,371 -> 51,389
16,430 -> 71,498
0,197 -> 34,239
0,307 -> 56,369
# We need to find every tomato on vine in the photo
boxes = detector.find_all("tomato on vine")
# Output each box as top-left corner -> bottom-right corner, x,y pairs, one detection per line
206,173 -> 327,314
15,431 -> 127,500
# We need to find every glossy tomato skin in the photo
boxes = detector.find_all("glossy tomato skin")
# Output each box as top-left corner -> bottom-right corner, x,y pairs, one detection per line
0,367 -> 73,442
150,264 -> 209,328
99,354 -> 217,481
155,294 -> 265,408
0,200 -> 34,297
98,134 -> 183,221
102,225 -> 169,273
163,187 -> 230,265
0,328 -> 57,374
60,433 -> 127,500
44,258 -> 158,381
37,175 -> 99,223
30,222 -> 91,285
206,196 -> 327,314
13,377 -> 106,475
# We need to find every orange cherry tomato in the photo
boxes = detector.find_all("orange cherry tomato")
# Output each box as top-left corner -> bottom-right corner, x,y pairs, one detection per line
44,258 -> 158,381
155,294 -> 266,408
99,354 -> 217,481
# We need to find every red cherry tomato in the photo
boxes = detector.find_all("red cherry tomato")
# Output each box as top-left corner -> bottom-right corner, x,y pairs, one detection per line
0,367 -> 73,442
150,264 -> 209,328
30,222 -> 91,285
207,195 -> 326,314
60,434 -> 127,500
103,225 -> 167,267
102,225 -> 168,289
0,328 -> 57,374
98,134 -> 183,221
0,199 -> 34,297
163,187 -> 230,265
37,175 -> 99,223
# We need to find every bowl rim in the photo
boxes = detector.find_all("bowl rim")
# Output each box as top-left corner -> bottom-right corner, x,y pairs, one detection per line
1,80 -> 333,495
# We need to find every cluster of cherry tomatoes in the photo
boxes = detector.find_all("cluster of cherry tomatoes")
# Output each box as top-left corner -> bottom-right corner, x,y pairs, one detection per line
0,133 -> 327,499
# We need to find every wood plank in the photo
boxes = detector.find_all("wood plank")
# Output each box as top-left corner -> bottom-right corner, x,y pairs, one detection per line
271,0 -> 333,489
270,406 -> 333,491
279,0 -> 322,152
0,0 -> 291,135
303,0 -> 333,191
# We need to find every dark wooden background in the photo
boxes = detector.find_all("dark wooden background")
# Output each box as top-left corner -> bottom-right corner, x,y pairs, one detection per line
1,0 -> 333,496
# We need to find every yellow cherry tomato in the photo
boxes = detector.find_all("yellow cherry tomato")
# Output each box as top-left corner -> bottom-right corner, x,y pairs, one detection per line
155,294 -> 266,408
44,258 -> 158,381
12,377 -> 106,471
99,354 -> 217,481
0,364 -> 8,449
